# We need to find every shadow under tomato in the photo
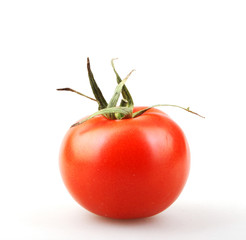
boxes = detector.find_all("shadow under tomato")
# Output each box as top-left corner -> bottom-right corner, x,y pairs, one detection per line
28,202 -> 246,239
87,211 -> 162,226
86,202 -> 245,234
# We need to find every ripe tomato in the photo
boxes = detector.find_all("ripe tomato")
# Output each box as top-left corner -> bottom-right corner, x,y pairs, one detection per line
59,106 -> 190,219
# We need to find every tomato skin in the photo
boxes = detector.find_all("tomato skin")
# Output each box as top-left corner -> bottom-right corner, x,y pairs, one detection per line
59,107 -> 190,219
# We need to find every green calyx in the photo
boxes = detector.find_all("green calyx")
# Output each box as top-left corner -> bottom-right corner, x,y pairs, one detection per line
57,58 -> 204,127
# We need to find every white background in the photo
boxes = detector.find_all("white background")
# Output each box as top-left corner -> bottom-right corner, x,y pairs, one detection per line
0,0 -> 246,239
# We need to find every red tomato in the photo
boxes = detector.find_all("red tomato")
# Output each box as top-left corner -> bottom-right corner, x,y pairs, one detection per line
59,106 -> 190,219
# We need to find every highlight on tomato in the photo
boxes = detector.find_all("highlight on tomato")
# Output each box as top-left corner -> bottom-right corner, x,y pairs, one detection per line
57,58 -> 204,219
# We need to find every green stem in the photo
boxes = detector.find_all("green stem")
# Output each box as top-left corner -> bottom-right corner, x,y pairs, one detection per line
111,59 -> 134,109
133,104 -> 205,118
57,88 -> 98,102
87,58 -> 108,110
106,69 -> 134,119
71,107 -> 132,127
107,70 -> 135,108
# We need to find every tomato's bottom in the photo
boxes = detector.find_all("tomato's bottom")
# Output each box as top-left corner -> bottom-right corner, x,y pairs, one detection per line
69,185 -> 186,219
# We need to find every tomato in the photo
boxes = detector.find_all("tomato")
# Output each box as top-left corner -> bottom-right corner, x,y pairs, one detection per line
59,106 -> 190,219
58,58 -> 203,219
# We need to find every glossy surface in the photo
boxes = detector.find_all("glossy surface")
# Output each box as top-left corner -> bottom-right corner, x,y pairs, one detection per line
59,107 -> 190,219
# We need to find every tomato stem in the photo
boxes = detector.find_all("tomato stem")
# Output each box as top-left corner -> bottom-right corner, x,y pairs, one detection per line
106,69 -> 134,120
57,58 -> 205,127
57,88 -> 98,102
133,104 -> 205,118
71,107 -> 132,127
111,59 -> 134,109
87,58 -> 108,110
